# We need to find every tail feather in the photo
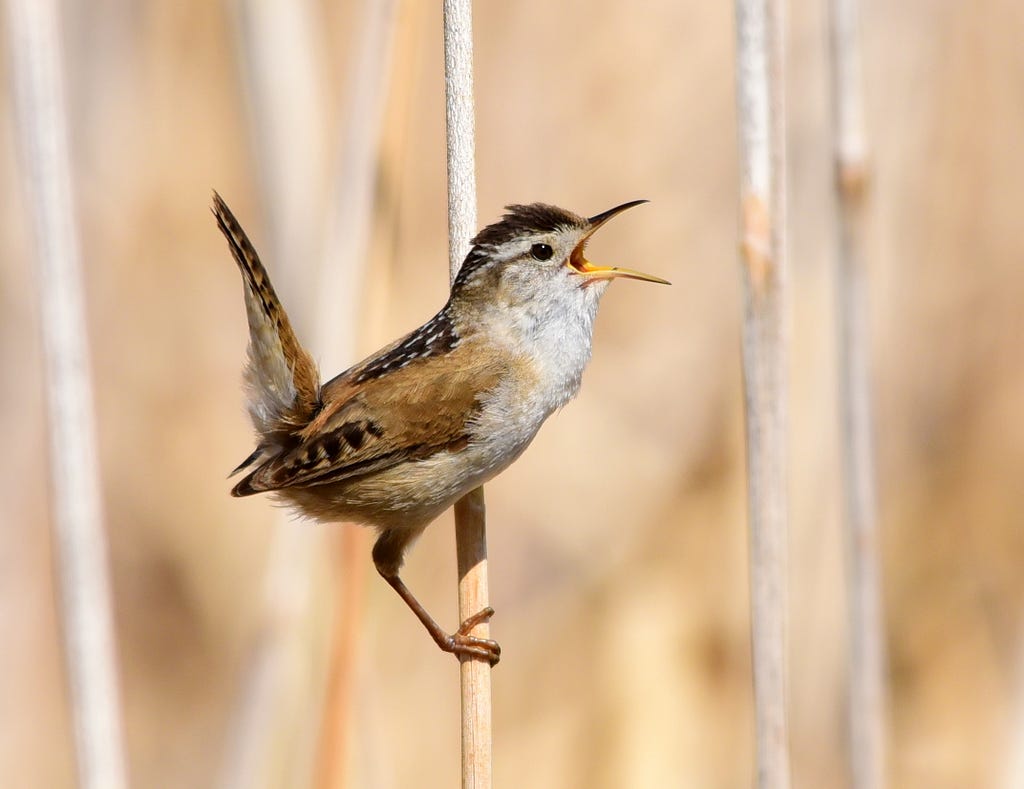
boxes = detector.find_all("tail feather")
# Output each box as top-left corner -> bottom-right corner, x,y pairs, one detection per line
228,446 -> 266,478
230,471 -> 262,498
212,192 -> 320,436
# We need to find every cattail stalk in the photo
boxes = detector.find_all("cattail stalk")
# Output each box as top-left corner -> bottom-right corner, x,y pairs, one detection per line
5,0 -> 128,786
733,0 -> 791,786
443,1 -> 492,787
828,1 -> 885,786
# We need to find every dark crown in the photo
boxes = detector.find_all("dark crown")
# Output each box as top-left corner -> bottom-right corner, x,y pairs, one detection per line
471,203 -> 585,248
454,203 -> 585,289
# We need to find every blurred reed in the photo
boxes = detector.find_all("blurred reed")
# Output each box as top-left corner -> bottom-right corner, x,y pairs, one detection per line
219,2 -> 332,787
221,2 -> 404,786
827,0 -> 886,786
5,0 -> 128,787
314,0 -> 401,785
733,0 -> 791,786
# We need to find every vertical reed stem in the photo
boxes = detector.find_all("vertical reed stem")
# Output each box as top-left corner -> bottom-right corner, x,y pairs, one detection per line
453,489 -> 491,789
219,4 -> 328,787
222,0 -> 399,786
733,0 -> 791,786
6,1 -> 128,786
828,2 -> 885,786
316,3 -> 401,783
442,1 -> 492,787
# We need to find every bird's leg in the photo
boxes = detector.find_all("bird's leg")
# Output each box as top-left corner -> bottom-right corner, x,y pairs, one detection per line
379,571 -> 500,665
373,531 -> 500,665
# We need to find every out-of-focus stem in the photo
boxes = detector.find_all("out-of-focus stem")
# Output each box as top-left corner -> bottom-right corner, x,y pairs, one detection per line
315,2 -> 401,784
220,3 -> 329,788
733,0 -> 791,786
828,1 -> 886,787
317,526 -> 368,789
6,1 -> 128,787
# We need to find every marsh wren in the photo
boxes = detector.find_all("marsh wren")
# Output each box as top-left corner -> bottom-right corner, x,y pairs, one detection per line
214,194 -> 668,664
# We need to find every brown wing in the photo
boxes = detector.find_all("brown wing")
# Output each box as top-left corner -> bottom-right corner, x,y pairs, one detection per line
232,342 -> 503,495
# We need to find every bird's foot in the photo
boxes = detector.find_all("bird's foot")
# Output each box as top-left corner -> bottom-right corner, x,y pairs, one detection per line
446,606 -> 500,666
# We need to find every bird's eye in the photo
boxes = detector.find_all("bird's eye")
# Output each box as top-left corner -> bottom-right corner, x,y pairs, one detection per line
530,243 -> 554,261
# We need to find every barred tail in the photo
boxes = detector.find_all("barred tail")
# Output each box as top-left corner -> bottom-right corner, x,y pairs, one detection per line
212,192 -> 320,437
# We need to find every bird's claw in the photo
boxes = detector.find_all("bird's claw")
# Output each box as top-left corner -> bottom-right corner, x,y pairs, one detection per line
448,606 -> 501,666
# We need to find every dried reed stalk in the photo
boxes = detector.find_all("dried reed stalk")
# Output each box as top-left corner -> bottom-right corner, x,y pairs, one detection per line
443,1 -> 492,786
219,2 -> 330,787
733,0 -> 791,786
315,0 -> 401,786
223,1 -> 401,785
5,0 -> 128,786
828,2 -> 886,787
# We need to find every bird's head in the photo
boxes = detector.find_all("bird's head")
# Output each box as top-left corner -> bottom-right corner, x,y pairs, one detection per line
451,201 -> 669,312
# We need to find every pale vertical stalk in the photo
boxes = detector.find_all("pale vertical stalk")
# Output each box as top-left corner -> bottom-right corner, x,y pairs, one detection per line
230,0 -> 327,293
5,1 -> 128,787
828,2 -> 885,787
453,488 -> 490,789
443,0 -> 478,272
318,0 -> 400,373
220,2 -> 329,788
733,0 -> 791,787
316,1 -> 400,786
223,0 -> 400,785
442,1 -> 492,787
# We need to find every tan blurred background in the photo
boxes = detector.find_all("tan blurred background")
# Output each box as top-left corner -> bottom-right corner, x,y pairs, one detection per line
2,0 -> 1023,786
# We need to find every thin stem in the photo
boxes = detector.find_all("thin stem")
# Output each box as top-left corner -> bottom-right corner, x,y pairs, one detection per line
317,527 -> 368,789
443,0 -> 478,276
222,0 -> 407,785
442,1 -> 492,787
219,3 -> 330,787
230,0 -> 328,326
453,489 -> 491,789
314,2 -> 400,785
5,0 -> 128,787
828,1 -> 886,787
733,0 -> 791,786
318,0 -> 401,372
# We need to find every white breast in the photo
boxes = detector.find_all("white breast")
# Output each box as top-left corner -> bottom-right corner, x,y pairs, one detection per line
467,283 -> 603,476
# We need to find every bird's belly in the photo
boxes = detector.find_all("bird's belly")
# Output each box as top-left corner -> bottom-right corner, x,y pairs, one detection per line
279,375 -> 555,533
278,435 -> 533,534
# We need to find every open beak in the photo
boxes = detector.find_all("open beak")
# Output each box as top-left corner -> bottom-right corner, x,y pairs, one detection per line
568,200 -> 671,285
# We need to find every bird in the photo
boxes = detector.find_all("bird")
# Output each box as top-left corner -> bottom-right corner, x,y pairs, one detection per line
213,193 -> 669,665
